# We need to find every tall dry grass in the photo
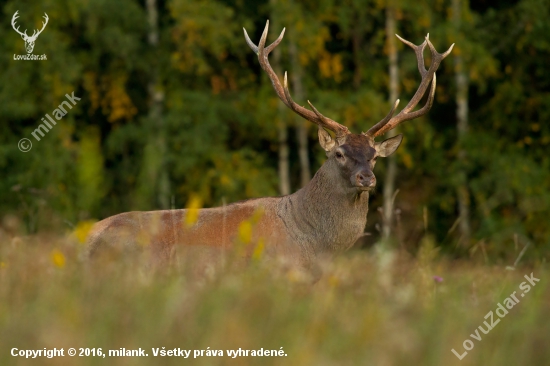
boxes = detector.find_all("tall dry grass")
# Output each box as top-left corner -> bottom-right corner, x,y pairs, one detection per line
0,231 -> 548,366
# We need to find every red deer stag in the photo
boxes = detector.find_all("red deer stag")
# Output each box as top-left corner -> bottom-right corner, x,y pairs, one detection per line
86,21 -> 453,269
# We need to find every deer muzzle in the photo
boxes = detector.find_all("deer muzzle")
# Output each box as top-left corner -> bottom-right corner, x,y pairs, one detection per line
352,170 -> 376,189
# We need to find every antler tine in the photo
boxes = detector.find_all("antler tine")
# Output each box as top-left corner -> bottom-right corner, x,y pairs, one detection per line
11,10 -> 28,37
40,13 -> 48,29
283,73 -> 349,137
244,22 -> 285,56
362,99 -> 400,138
244,20 -> 350,137
377,74 -> 437,136
307,100 -> 350,138
281,73 -> 347,136
32,12 -> 49,38
400,35 -> 452,115
257,20 -> 269,52
307,100 -> 326,120
243,21 -> 289,109
283,72 -> 308,119
365,34 -> 453,138
433,37 -> 455,59
243,28 -> 259,54
11,10 -> 18,24
396,33 -> 428,77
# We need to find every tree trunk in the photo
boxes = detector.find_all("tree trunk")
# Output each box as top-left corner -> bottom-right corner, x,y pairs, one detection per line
277,110 -> 291,195
147,0 -> 169,209
288,38 -> 311,187
270,5 -> 291,195
382,2 -> 399,240
352,22 -> 362,90
453,0 -> 471,247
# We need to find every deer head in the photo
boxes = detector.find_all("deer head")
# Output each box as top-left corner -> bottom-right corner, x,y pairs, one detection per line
244,21 -> 453,192
11,11 -> 49,54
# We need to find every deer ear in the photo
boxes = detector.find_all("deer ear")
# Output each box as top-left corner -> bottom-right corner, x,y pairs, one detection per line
318,127 -> 336,152
375,134 -> 403,157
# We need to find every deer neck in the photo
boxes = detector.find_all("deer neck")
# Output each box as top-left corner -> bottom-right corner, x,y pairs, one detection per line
279,159 -> 370,254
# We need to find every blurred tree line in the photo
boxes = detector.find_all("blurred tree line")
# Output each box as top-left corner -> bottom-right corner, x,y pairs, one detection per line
1,0 -> 548,261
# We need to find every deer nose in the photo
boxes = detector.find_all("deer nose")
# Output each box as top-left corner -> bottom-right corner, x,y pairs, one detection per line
355,171 -> 375,187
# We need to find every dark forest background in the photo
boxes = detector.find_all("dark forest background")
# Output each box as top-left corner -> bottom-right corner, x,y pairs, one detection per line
1,0 -> 549,262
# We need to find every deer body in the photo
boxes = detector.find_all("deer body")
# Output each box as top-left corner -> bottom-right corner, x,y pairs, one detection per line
87,197 -> 287,263
87,158 -> 370,266
86,20 -> 453,269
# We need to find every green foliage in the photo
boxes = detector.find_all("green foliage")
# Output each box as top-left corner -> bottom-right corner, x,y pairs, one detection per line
77,126 -> 106,217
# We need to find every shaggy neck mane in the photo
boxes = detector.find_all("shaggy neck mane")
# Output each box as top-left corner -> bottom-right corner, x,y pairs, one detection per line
279,159 -> 370,253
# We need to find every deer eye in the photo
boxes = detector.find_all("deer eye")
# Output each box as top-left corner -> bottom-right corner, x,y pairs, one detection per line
335,151 -> 344,159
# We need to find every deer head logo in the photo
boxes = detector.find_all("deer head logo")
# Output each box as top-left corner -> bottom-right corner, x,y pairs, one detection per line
11,11 -> 49,54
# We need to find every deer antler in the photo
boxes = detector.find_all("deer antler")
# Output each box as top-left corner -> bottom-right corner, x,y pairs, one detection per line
11,11 -> 49,40
11,11 -> 28,38
244,20 -> 350,139
364,34 -> 454,138
29,13 -> 49,40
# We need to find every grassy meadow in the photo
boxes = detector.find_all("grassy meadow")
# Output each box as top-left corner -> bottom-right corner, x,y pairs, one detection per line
0,229 -> 548,366
2,1 -> 549,365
